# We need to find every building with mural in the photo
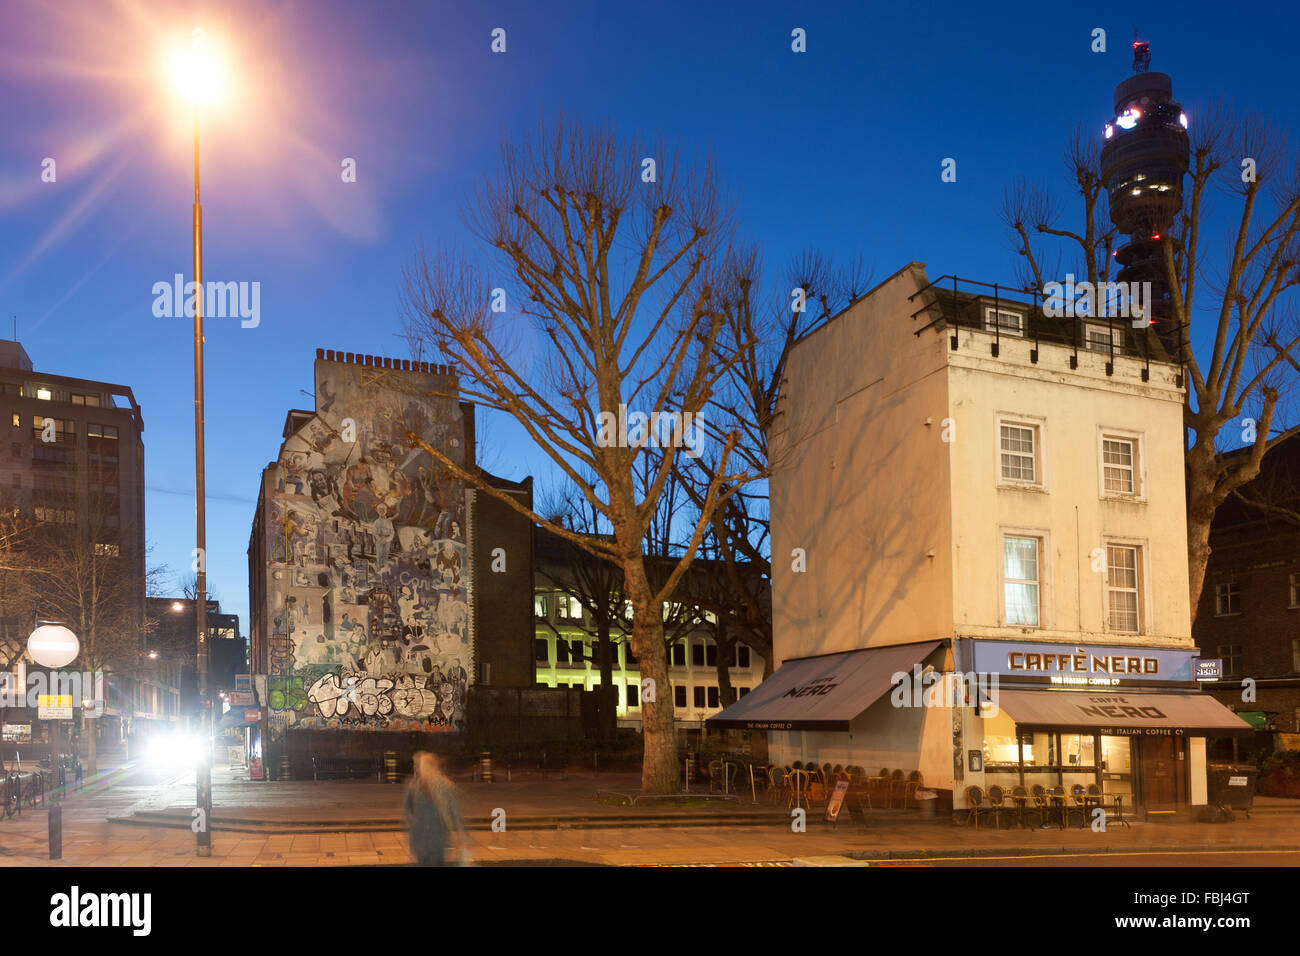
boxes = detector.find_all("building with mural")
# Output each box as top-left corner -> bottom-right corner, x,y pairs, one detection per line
247,349 -> 534,776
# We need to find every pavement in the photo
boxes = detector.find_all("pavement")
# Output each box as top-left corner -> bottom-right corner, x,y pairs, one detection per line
2,762 -> 1299,866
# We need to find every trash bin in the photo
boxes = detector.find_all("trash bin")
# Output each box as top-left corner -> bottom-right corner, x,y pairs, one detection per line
915,789 -> 939,818
1207,764 -> 1258,818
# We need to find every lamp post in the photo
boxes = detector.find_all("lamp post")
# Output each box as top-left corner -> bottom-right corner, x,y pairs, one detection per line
171,27 -> 224,858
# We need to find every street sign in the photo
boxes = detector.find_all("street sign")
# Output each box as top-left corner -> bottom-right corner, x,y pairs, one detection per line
1194,658 -> 1223,681
27,625 -> 79,668
228,691 -> 255,706
38,695 -> 73,719
234,674 -> 252,693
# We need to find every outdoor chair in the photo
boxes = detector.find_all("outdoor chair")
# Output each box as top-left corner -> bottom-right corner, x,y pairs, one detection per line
903,770 -> 923,808
1030,784 -> 1059,829
788,769 -> 811,810
888,769 -> 907,809
707,759 -> 724,794
1067,784 -> 1089,827
985,785 -> 1012,829
964,786 -> 988,827
766,765 -> 788,805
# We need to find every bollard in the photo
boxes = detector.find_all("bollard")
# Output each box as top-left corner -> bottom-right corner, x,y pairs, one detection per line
48,804 -> 62,860
478,752 -> 493,783
383,751 -> 399,784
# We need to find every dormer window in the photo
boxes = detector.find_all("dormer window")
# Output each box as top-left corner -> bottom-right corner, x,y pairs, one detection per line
985,308 -> 1025,337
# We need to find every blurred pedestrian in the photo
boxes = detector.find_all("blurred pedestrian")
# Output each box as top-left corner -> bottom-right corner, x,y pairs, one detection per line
402,751 -> 468,866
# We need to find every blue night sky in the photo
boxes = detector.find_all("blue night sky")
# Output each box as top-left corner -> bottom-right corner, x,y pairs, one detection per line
2,0 -> 1298,632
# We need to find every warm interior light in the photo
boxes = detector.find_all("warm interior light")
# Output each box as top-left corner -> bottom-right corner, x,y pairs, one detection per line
171,601 -> 184,611
170,29 -> 226,105
36,388 -> 51,401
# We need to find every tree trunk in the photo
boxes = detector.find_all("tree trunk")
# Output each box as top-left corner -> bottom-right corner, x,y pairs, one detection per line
1186,492 -> 1216,628
632,612 -> 677,793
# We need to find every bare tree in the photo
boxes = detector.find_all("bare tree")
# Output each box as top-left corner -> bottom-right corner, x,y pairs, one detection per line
400,120 -> 761,793
1004,108 -> 1300,620
8,487 -> 158,774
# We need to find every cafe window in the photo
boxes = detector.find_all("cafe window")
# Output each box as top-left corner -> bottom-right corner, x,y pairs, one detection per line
1215,582 -> 1241,616
1002,534 -> 1041,627
1106,544 -> 1142,633
1219,643 -> 1243,676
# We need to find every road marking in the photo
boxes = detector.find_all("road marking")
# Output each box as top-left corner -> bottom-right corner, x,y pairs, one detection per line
871,848 -> 1300,864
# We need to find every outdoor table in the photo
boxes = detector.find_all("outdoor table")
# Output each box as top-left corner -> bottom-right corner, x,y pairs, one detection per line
1040,790 -> 1067,830
1010,793 -> 1030,828
1107,793 -> 1132,829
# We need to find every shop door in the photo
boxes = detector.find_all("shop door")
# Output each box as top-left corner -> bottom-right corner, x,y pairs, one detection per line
1138,737 -> 1178,806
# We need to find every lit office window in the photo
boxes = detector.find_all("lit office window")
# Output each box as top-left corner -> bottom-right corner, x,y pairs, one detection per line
1003,535 -> 1041,627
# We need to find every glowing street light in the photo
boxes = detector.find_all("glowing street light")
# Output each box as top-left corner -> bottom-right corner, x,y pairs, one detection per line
169,25 -> 225,860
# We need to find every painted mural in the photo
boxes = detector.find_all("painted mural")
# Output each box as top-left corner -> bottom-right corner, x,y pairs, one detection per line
264,360 -> 471,736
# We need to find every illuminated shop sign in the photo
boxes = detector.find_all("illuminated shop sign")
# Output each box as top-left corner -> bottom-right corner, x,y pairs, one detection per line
968,640 -> 1197,686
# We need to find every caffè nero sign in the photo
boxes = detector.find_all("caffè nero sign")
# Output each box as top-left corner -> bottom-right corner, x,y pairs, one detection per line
966,640 -> 1198,688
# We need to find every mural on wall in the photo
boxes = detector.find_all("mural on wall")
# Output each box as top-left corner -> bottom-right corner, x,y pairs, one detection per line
264,361 -> 471,736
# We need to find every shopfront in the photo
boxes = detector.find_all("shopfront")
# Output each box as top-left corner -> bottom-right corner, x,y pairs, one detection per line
958,639 -> 1254,813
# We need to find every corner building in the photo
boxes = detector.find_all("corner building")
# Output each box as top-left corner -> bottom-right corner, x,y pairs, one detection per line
710,264 -> 1249,816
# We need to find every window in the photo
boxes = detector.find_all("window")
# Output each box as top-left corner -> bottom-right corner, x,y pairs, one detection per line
1101,436 -> 1139,496
999,423 -> 1038,483
734,644 -> 751,668
624,642 -> 638,666
32,416 -> 75,443
534,638 -> 550,663
555,594 -> 583,621
1085,323 -> 1120,353
1003,535 -> 1041,627
985,308 -> 1025,337
571,639 -> 585,663
35,387 -> 51,401
1219,644 -> 1243,676
94,543 -> 119,556
738,687 -> 750,697
670,643 -> 686,667
1106,545 -> 1141,633
707,686 -> 720,708
9,414 -> 17,427
705,643 -> 717,667
1290,573 -> 1300,609
1214,582 -> 1241,617
87,423 -> 118,439
534,595 -> 548,619
626,682 -> 639,708
691,642 -> 705,667
674,685 -> 687,708
555,639 -> 570,665
692,686 -> 706,708
1292,639 -> 1300,673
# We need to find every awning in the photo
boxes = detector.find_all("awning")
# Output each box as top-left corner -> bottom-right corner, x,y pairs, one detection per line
994,689 -> 1255,736
218,707 -> 261,729
705,641 -> 944,732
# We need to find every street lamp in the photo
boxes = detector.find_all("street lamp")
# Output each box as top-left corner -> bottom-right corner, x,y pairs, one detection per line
170,27 -> 224,859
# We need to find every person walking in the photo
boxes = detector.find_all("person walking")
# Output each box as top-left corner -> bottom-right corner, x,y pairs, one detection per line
402,751 -> 469,866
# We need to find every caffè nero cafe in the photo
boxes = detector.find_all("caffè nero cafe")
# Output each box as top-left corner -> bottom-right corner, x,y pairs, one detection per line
707,638 -> 1253,817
